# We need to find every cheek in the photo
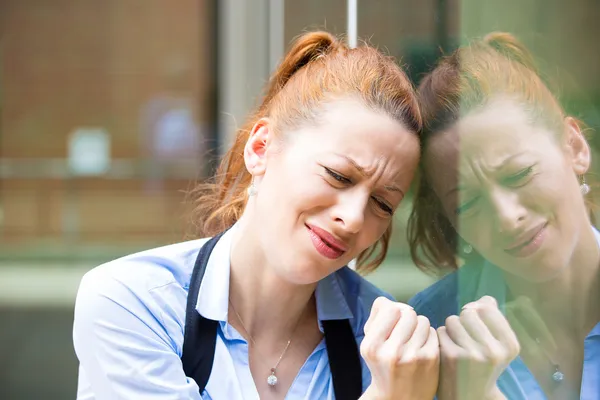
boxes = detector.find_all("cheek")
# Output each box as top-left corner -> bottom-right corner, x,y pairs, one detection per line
522,172 -> 576,218
355,217 -> 390,252
457,217 -> 489,251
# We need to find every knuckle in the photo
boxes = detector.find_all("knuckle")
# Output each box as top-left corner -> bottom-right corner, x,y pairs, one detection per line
507,339 -> 521,357
459,307 -> 478,320
481,295 -> 498,306
380,347 -> 402,368
372,296 -> 388,310
417,314 -> 431,329
469,351 -> 487,364
400,348 -> 417,363
391,305 -> 404,319
484,346 -> 506,364
360,341 -> 377,361
445,315 -> 460,328
400,305 -> 417,319
440,346 -> 461,361
418,348 -> 440,363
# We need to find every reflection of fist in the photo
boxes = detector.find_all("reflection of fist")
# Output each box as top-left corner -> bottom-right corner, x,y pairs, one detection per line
437,296 -> 520,400
360,297 -> 439,400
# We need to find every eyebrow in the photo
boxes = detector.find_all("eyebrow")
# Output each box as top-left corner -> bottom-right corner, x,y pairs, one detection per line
334,153 -> 405,196
384,185 -> 405,196
444,152 -> 526,198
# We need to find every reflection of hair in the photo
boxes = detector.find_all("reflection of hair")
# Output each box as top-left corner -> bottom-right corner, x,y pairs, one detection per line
190,31 -> 421,272
408,32 -> 595,272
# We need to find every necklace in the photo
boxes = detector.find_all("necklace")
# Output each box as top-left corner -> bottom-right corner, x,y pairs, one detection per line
535,337 -> 565,383
229,299 -> 303,387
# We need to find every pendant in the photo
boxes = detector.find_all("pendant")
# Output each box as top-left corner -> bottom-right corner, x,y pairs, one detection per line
551,365 -> 564,383
267,368 -> 278,386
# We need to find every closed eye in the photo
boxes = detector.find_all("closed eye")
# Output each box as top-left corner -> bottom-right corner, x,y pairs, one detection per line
455,196 -> 479,216
324,167 -> 352,184
503,166 -> 534,186
373,197 -> 393,215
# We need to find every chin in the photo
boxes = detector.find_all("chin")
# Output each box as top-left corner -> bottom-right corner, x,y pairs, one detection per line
281,269 -> 324,285
510,259 -> 568,284
281,260 -> 339,285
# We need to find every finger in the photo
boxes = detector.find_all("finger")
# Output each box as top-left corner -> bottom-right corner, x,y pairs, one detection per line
462,295 -> 498,311
437,326 -> 464,359
478,295 -> 498,307
475,303 -> 520,356
404,315 -> 431,350
364,297 -> 410,335
415,327 -> 440,364
421,326 -> 440,356
460,307 -> 497,346
363,300 -> 381,335
387,306 -> 418,346
363,302 -> 402,348
444,315 -> 480,351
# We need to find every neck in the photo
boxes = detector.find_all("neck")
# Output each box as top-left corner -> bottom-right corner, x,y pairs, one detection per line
505,224 -> 600,338
228,214 -> 318,342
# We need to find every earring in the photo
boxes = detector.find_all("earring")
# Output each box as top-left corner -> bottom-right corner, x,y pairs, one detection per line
462,244 -> 473,255
580,175 -> 591,196
247,177 -> 257,196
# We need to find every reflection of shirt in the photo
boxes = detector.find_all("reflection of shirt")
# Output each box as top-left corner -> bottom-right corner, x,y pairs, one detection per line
409,228 -> 600,400
73,225 -> 392,399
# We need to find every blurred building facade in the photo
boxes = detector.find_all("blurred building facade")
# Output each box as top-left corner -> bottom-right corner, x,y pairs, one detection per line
1,1 -> 600,399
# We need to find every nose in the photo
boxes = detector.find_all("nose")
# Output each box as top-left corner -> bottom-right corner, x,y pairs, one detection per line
488,187 -> 527,234
330,190 -> 367,234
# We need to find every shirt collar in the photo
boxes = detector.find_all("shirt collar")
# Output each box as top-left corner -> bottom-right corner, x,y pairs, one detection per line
315,271 -> 355,332
195,225 -> 235,322
195,224 -> 354,329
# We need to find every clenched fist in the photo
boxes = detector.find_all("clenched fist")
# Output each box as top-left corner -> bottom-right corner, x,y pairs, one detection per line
437,296 -> 520,400
360,297 -> 439,400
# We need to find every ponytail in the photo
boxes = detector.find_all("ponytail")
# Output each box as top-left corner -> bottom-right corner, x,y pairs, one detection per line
263,31 -> 344,107
189,30 -> 420,273
190,31 -> 347,238
483,32 -> 538,73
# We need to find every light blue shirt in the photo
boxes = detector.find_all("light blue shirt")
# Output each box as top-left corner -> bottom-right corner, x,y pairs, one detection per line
73,226 -> 391,399
409,228 -> 600,399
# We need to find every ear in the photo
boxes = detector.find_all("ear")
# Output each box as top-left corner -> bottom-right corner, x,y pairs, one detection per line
244,118 -> 272,177
563,117 -> 591,176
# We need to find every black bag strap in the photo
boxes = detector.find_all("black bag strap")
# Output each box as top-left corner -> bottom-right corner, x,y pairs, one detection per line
322,319 -> 363,400
181,233 -> 363,399
181,233 -> 223,392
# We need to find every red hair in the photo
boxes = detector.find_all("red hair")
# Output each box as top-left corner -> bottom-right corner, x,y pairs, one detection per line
190,31 -> 421,272
408,32 -> 595,273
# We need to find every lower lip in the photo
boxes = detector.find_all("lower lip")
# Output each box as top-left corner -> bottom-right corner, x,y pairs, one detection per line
506,224 -> 547,258
307,226 -> 345,260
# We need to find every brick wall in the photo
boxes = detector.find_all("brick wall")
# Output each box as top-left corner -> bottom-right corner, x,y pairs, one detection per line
1,0 -> 215,250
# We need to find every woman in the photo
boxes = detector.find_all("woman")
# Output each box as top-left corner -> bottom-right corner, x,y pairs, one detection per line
73,31 -> 439,400
407,32 -> 600,399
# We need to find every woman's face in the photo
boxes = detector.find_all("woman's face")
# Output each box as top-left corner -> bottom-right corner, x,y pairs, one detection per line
424,97 -> 591,282
245,98 -> 420,284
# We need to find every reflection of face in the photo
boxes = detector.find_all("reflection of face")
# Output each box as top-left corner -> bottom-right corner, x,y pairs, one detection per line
254,99 -> 420,284
424,98 -> 590,283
